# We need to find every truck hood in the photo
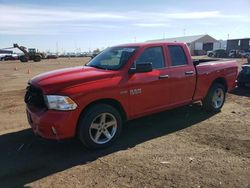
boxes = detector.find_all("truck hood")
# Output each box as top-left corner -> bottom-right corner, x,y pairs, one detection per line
30,66 -> 115,94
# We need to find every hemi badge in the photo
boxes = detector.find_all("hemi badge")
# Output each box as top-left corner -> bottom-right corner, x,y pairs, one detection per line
120,90 -> 128,95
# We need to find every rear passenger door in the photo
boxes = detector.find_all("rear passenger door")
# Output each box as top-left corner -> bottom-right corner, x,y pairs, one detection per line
166,45 -> 196,106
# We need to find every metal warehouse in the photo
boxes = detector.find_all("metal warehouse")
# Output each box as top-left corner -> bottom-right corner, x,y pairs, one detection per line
147,34 -> 221,56
226,38 -> 250,52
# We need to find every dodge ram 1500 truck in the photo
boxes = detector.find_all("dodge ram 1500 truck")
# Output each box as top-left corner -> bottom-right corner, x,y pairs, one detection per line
25,42 -> 238,149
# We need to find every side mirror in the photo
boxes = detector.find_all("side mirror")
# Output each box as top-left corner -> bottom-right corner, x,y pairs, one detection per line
129,62 -> 153,74
193,59 -> 200,66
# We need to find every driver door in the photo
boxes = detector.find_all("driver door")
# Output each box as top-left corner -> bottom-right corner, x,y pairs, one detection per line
127,46 -> 171,118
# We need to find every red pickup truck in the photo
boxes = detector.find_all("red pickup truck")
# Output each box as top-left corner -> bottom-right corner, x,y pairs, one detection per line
25,42 -> 238,149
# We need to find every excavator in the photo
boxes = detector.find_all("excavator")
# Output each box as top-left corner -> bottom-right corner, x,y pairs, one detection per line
1,44 -> 45,62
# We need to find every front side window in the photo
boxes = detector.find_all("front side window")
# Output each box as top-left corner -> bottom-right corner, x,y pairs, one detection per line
87,47 -> 137,70
135,47 -> 165,69
168,46 -> 188,66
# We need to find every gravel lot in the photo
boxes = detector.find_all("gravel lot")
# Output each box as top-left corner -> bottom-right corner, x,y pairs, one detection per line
0,57 -> 249,187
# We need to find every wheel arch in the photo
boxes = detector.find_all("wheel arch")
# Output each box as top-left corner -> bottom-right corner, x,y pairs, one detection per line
210,77 -> 228,92
76,98 -> 127,135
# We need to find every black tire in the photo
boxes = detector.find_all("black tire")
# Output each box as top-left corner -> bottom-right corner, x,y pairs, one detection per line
78,104 -> 122,149
203,83 -> 226,112
238,82 -> 245,88
34,55 -> 41,62
20,56 -> 28,62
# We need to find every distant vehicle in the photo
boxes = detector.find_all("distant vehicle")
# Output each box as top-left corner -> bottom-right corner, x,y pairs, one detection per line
4,54 -> 19,61
237,65 -> 250,88
0,54 -> 19,61
239,50 -> 250,58
76,52 -> 90,57
0,54 -> 9,61
91,49 -> 101,59
1,44 -> 45,62
228,50 -> 239,58
25,42 -> 238,149
46,54 -> 58,59
85,53 -> 93,58
207,49 -> 227,58
229,49 -> 250,58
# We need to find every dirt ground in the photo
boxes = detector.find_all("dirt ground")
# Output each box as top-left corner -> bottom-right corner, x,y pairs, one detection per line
0,58 -> 249,188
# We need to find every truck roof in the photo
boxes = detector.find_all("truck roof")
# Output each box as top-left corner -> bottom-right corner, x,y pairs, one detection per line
115,41 -> 187,48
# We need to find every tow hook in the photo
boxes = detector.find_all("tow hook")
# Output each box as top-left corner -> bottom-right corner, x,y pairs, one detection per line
51,126 -> 60,141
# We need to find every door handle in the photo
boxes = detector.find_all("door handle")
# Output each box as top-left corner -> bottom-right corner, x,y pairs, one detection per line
159,74 -> 169,79
185,71 -> 194,75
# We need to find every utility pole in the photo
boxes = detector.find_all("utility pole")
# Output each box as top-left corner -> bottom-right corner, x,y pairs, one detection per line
56,41 -> 58,55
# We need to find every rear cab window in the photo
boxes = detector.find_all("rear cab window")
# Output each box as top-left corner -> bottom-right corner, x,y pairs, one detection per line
168,45 -> 188,66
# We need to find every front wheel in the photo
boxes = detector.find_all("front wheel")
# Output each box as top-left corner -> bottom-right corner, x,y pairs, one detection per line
78,104 -> 122,149
203,83 -> 226,112
208,53 -> 213,57
20,56 -> 28,62
34,55 -> 41,62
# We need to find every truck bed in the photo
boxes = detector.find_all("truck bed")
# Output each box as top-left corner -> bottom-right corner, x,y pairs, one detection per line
193,59 -> 238,101
193,58 -> 223,64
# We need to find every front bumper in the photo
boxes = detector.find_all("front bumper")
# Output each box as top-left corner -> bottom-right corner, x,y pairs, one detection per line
26,106 -> 79,140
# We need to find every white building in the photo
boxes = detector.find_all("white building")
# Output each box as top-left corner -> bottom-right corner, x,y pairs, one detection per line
147,34 -> 219,56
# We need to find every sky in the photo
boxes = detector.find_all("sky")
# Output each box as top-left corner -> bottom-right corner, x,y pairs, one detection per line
0,0 -> 250,53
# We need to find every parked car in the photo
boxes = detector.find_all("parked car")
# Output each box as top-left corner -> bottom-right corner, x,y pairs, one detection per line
46,54 -> 58,59
0,54 -> 19,61
25,42 -> 238,149
91,51 -> 101,59
0,54 -> 9,61
207,49 -> 227,58
239,50 -> 250,58
229,49 -> 250,58
237,65 -> 250,88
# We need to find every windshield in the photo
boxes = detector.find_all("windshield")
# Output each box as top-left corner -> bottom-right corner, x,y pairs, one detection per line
86,46 -> 137,70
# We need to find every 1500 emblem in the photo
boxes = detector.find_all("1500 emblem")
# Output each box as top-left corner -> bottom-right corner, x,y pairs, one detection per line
130,88 -> 142,95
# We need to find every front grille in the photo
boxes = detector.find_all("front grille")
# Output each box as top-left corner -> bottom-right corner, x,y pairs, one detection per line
24,85 -> 46,109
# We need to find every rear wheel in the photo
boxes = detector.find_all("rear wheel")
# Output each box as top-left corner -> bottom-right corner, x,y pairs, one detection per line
78,104 -> 122,149
203,83 -> 226,112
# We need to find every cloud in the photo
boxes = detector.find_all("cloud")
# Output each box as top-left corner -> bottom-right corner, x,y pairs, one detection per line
0,5 -> 128,23
133,23 -> 169,28
0,5 -> 249,35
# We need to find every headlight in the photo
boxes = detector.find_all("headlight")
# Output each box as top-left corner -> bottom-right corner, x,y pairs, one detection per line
44,95 -> 77,111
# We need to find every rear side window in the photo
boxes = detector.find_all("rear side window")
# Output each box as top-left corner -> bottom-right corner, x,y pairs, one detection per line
168,46 -> 188,66
136,47 -> 165,69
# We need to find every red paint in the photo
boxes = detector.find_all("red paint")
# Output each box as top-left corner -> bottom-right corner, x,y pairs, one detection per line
26,42 -> 238,140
